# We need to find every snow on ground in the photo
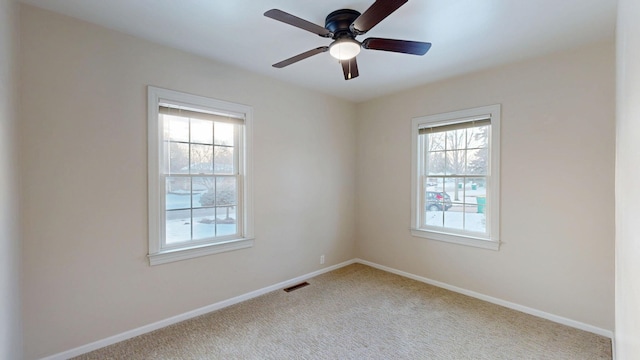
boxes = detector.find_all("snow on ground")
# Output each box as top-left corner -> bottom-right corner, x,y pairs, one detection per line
165,193 -> 236,244
164,181 -> 488,241
166,217 -> 236,244
425,210 -> 486,233
426,180 -> 487,233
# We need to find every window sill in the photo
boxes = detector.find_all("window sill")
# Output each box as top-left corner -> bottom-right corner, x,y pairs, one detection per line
410,228 -> 500,251
148,237 -> 254,266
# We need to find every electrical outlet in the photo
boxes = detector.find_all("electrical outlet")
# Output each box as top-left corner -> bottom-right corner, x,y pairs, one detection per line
320,255 -> 325,265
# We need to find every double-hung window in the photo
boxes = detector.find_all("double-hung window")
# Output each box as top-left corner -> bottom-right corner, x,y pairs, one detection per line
411,104 -> 500,250
148,86 -> 253,265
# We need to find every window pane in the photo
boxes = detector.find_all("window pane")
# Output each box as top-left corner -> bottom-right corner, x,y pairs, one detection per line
191,144 -> 213,174
214,146 -> 235,174
446,129 -> 466,150
166,177 -> 191,210
446,150 -> 466,175
443,208 -> 463,230
193,207 -> 215,240
168,142 -> 189,174
216,206 -> 237,237
192,177 -> 213,208
450,180 -> 464,205
467,148 -> 488,175
166,209 -> 191,244
465,211 -> 487,233
426,189 -> 451,212
215,122 -> 234,146
427,132 -> 445,151
467,126 -> 489,149
425,209 -> 443,227
468,177 -> 487,233
425,177 -> 444,192
164,115 -> 189,142
216,177 -> 237,206
427,151 -> 445,175
191,118 -> 213,144
467,177 -> 487,197
452,179 -> 460,196
439,178 -> 465,229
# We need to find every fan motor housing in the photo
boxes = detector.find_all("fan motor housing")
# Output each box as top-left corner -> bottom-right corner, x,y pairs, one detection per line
325,9 -> 361,39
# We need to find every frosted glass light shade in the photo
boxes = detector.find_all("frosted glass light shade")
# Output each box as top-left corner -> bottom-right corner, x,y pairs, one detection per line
329,39 -> 361,60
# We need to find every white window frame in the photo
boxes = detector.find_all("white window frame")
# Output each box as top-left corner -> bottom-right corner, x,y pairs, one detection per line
147,86 -> 254,265
410,104 -> 500,250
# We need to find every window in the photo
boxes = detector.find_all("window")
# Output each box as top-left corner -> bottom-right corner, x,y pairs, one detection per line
148,86 -> 253,265
411,105 -> 500,250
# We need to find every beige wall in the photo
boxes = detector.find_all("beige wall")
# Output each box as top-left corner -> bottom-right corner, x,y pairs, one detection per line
616,0 -> 640,357
355,41 -> 615,331
19,5 -> 356,359
19,4 -> 620,359
0,0 -> 22,358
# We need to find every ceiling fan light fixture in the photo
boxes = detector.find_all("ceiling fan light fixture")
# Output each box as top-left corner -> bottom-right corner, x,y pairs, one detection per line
265,2 -> 432,80
329,38 -> 361,60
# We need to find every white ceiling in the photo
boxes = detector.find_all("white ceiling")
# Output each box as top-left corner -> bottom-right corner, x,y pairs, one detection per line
21,0 -> 617,102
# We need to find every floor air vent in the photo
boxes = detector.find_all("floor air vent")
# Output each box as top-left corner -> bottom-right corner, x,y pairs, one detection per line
284,282 -> 309,292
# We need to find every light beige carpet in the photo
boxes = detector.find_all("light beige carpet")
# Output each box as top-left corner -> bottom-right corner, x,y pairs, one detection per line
74,264 -> 611,359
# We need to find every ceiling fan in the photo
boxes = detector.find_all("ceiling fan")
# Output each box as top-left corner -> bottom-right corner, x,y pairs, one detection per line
264,0 -> 431,80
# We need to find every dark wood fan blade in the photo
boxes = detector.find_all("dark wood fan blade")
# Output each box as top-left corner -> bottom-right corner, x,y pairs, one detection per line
351,0 -> 408,34
264,9 -> 332,37
340,58 -> 359,80
272,47 -> 329,68
362,37 -> 431,55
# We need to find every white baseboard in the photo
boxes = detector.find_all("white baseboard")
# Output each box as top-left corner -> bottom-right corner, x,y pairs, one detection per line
611,335 -> 617,360
40,259 -> 357,360
355,258 -> 615,339
42,257 -> 613,359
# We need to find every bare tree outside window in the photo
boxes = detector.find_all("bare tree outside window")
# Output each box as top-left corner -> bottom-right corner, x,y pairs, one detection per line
423,122 -> 490,233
